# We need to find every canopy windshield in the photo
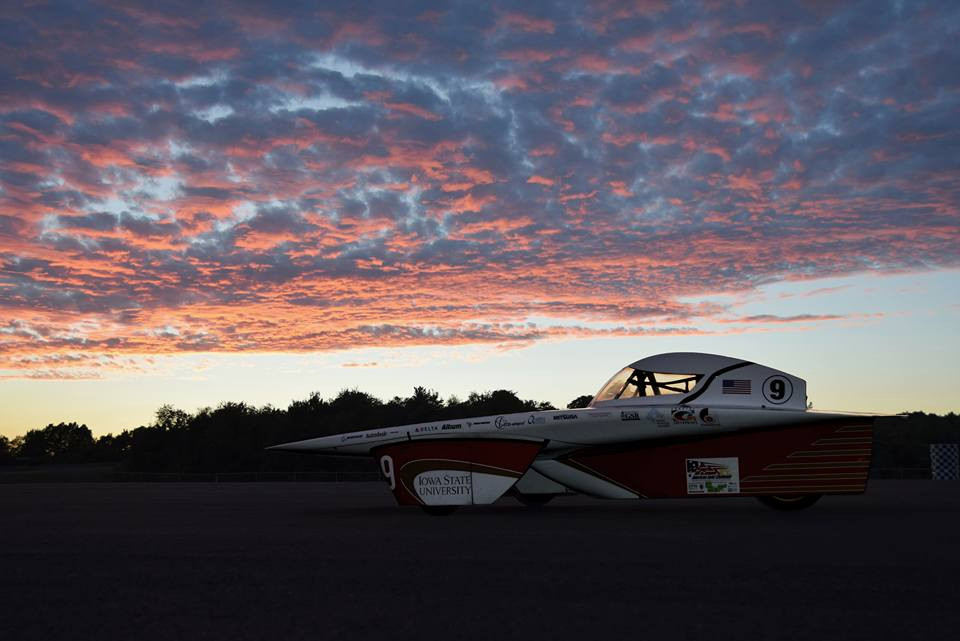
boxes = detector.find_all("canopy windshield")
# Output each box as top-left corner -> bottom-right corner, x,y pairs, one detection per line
593,367 -> 702,403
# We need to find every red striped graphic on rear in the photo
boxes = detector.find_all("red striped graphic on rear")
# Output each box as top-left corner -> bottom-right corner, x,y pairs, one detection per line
563,419 -> 874,498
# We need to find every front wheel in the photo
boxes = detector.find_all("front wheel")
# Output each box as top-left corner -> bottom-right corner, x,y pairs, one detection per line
756,494 -> 822,511
513,491 -> 557,507
421,505 -> 458,516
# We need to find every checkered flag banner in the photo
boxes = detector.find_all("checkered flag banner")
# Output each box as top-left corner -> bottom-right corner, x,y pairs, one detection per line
930,444 -> 959,480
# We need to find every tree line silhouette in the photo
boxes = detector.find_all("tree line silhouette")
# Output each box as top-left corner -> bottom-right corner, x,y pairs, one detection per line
0,386 -> 955,474
0,388 -> 577,473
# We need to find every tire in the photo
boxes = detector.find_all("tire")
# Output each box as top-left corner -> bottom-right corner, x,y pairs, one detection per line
756,494 -> 822,511
421,505 -> 458,516
512,491 -> 556,507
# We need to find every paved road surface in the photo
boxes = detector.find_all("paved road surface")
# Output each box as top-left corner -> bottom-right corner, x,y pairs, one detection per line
1,481 -> 957,640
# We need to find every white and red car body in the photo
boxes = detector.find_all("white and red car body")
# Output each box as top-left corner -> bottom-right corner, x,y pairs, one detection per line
269,353 -> 875,510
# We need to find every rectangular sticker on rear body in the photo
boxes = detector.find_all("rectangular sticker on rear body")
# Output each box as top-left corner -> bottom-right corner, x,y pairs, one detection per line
686,457 -> 740,494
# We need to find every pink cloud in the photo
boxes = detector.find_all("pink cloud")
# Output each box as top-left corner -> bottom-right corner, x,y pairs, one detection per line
498,12 -> 556,34
527,175 -> 554,186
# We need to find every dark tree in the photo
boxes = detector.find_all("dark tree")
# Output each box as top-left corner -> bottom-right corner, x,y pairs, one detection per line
327,389 -> 386,434
89,433 -> 129,462
456,390 -> 539,416
16,422 -> 94,463
388,386 -> 444,424
155,405 -> 191,430
567,395 -> 594,409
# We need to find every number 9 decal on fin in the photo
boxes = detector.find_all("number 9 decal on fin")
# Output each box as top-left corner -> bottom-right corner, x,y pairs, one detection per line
762,375 -> 793,404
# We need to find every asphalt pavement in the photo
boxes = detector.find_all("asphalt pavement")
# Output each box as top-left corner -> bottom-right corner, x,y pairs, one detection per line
1,481 -> 957,641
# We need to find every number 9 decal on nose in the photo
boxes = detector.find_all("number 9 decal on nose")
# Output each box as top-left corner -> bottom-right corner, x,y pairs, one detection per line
762,375 -> 793,404
380,455 -> 395,489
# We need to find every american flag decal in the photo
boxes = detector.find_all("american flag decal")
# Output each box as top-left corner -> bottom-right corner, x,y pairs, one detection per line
722,379 -> 751,394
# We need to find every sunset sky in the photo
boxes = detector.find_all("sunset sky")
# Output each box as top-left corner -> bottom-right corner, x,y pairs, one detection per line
1,1 -> 958,437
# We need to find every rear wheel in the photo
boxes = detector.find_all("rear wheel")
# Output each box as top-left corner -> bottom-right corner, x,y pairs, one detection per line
756,494 -> 822,511
420,505 -> 458,516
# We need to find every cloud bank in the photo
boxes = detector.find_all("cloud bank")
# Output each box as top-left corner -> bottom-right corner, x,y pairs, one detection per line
1,1 -> 958,377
